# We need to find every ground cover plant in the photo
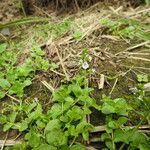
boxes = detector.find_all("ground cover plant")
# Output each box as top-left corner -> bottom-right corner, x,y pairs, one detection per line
0,0 -> 150,150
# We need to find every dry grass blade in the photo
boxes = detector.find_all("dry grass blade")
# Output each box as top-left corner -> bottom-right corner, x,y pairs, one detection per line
98,74 -> 105,89
128,56 -> 150,62
0,140 -> 21,147
41,81 -> 55,93
0,132 -> 8,150
46,40 -> 70,81
91,125 -> 150,133
126,41 -> 150,51
109,78 -> 118,95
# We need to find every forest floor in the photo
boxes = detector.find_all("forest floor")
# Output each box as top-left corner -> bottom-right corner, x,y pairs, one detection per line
0,1 -> 150,150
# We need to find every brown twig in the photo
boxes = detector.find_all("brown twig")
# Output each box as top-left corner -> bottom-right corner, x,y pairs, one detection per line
98,74 -> 105,89
53,43 -> 70,81
109,78 -> 118,95
0,132 -> 9,150
41,81 -> 55,93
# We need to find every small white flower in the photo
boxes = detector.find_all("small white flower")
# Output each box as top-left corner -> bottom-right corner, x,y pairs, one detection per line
82,61 -> 89,70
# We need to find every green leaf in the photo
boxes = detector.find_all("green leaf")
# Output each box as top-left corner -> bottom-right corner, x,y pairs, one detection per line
108,120 -> 117,129
0,43 -> 7,53
0,78 -> 11,90
17,62 -> 33,77
114,129 -> 134,144
8,112 -> 18,123
36,119 -> 46,129
8,81 -> 24,97
3,122 -> 13,131
0,91 -> 5,99
114,98 -> 129,116
45,119 -> 61,132
101,102 -> 115,114
105,141 -> 114,150
50,63 -> 59,70
6,142 -> 27,150
76,122 -> 93,141
131,132 -> 149,148
23,79 -> 32,87
63,99 -> 74,111
117,117 -> 128,126
14,120 -> 28,131
76,121 -> 93,133
101,133 -> 111,141
23,102 -> 37,114
25,131 -> 41,148
67,125 -> 76,136
67,106 -> 84,121
73,31 -> 83,40
139,143 -> 150,150
27,104 -> 43,121
48,103 -> 62,118
79,95 -> 95,107
68,84 -> 82,97
137,74 -> 148,83
46,129 -> 68,147
0,115 -> 7,124
32,47 -> 45,56
33,144 -> 57,150
53,86 -> 70,102
69,144 -> 86,150
40,59 -> 50,71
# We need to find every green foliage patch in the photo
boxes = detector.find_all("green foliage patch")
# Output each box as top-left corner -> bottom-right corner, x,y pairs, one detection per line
0,43 -> 58,99
0,74 -> 150,150
100,18 -> 150,41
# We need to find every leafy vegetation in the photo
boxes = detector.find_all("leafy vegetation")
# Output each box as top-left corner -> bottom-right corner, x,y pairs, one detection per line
0,73 -> 149,150
100,96 -> 150,150
0,43 -> 54,99
0,1 -> 150,150
100,18 -> 150,41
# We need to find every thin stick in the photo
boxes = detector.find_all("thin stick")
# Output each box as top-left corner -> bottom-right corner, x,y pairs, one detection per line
122,52 -> 150,56
91,125 -> 150,133
74,0 -> 80,11
50,69 -> 66,77
126,41 -> 150,51
109,78 -> 118,95
0,140 -> 21,147
128,56 -> 150,62
121,65 -> 150,71
1,132 -> 8,150
6,94 -> 20,102
53,44 -> 70,81
116,41 -> 150,55
98,74 -> 105,89
91,126 -> 106,133
87,146 -> 98,150
129,8 -> 150,17
41,81 -> 55,93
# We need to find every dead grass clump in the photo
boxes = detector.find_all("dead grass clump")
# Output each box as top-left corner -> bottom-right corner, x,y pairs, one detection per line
22,0 -> 146,15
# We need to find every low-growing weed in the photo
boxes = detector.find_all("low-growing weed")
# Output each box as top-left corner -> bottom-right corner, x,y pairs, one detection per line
0,43 -> 57,99
100,74 -> 150,150
33,19 -> 72,41
100,96 -> 150,150
1,75 -> 97,149
100,18 -> 150,41
1,74 -> 149,149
